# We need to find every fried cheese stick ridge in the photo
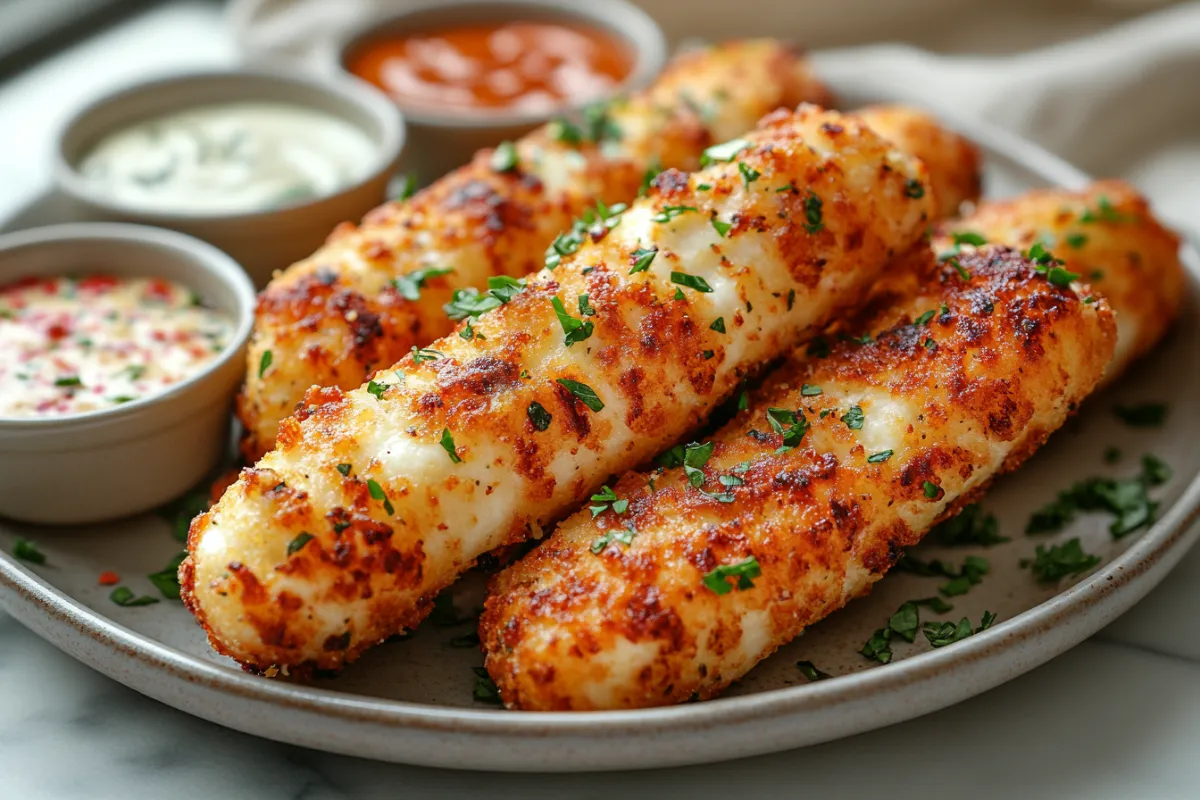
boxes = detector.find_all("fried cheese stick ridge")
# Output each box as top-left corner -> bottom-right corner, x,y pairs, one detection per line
182,105 -> 934,672
237,39 -> 834,460
481,245 -> 1116,710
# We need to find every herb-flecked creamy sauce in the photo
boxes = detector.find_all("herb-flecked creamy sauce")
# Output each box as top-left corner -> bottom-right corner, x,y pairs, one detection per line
0,275 -> 233,418
78,102 -> 377,214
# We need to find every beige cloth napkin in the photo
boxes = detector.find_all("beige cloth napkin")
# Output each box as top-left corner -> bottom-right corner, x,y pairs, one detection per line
227,0 -> 1200,226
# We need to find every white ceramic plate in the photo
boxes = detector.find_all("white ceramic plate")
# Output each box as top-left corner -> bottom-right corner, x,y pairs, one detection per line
1,102 -> 1198,773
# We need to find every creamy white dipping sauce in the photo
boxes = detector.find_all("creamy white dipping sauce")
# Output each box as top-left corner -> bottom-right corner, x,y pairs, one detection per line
78,102 -> 377,214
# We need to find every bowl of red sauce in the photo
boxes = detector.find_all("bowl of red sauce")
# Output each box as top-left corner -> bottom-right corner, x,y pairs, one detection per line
335,0 -> 666,182
0,223 -> 254,525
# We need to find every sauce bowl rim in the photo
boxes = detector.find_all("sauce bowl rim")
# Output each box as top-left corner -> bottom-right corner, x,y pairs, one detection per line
332,0 -> 668,128
51,67 -> 406,224
0,222 -> 255,431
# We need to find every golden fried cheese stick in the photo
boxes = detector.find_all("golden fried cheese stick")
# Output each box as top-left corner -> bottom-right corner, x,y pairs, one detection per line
182,105 -> 934,672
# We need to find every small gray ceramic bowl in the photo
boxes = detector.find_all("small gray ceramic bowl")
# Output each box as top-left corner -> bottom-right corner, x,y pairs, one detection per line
53,69 -> 405,288
332,0 -> 666,184
0,223 -> 255,526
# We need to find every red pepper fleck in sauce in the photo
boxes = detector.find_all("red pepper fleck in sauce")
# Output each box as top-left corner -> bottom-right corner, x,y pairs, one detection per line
347,21 -> 633,114
0,274 -> 233,418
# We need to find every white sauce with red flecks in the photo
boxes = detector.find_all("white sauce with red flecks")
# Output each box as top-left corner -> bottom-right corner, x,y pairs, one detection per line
0,274 -> 233,418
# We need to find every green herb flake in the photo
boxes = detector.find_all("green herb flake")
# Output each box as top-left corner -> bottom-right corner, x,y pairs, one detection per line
472,666 -> 502,704
147,551 -> 188,599
110,586 -> 159,607
653,204 -> 698,224
257,350 -> 273,379
390,172 -> 417,201
1080,196 -> 1132,224
287,532 -> 314,557
527,401 -> 552,432
392,266 -> 453,301
367,478 -> 395,516
923,481 -> 941,499
411,347 -> 443,364
860,628 -> 893,664
932,504 -> 1009,547
1046,266 -> 1080,287
366,380 -> 388,400
710,216 -> 732,237
702,556 -> 762,595
336,463 -> 352,477
889,601 -> 921,643
867,450 -> 894,464
914,309 -> 935,326
904,178 -> 925,199
440,429 -> 462,463
710,317 -> 726,333
1065,232 -> 1088,248
796,661 -> 831,682
671,271 -> 714,294
12,537 -> 46,564
738,162 -> 761,186
491,140 -> 518,172
550,296 -> 594,347
922,613 -> 994,648
914,596 -> 954,614
629,246 -> 657,274
1114,402 -> 1167,427
842,405 -> 864,430
801,384 -> 822,397
54,375 -> 83,387
557,378 -> 604,412
1027,455 -> 1170,538
1022,538 -> 1101,582
700,138 -> 751,166
802,191 -> 824,234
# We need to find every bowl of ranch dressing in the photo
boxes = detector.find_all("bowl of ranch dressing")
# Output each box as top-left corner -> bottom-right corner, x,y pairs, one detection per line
54,70 -> 405,287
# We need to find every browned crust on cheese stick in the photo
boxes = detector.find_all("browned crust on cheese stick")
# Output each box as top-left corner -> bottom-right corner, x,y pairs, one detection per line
481,246 -> 1115,710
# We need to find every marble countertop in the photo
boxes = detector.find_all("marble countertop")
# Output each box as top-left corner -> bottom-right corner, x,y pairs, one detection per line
2,2 -> 1199,797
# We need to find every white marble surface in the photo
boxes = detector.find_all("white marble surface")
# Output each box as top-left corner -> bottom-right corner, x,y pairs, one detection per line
2,2 -> 1200,796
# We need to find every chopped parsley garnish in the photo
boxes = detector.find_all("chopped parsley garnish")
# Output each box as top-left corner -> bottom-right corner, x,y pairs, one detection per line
932,504 -> 1009,546
700,137 -> 751,166
547,118 -> 582,145
550,296 -> 594,347
367,479 -> 395,516
1026,455 -> 1170,538
738,162 -> 761,186
653,204 -> 698,223
430,591 -> 476,626
796,661 -> 831,682
460,320 -> 478,340
766,407 -> 808,450
286,532 -> 314,556
1046,266 -> 1080,287
842,405 -> 864,430
630,246 -> 657,274
1080,195 -> 1132,224
123,364 -> 146,381
590,524 -> 637,554
923,481 -> 941,499
710,216 -> 732,237
802,191 -> 824,234
486,275 -> 526,303
578,294 -> 596,317
860,627 -> 893,664
1114,402 -> 1167,427
682,441 -> 716,488
440,429 -> 462,463
147,551 -> 187,599
914,596 -> 955,614
491,140 -> 518,172
581,102 -> 622,143
336,463 -> 352,476
671,271 -> 714,293
1022,538 -> 1101,582
527,401 -> 552,431
544,202 -> 626,270
589,485 -> 629,518
11,537 -> 46,564
472,667 -> 502,704
775,184 -> 796,193
923,337 -> 937,351
366,379 -> 388,400
801,384 -> 822,396
904,178 -> 925,199
444,274 -> 527,319
710,317 -> 726,333
392,266 -> 453,301
889,601 -> 920,642
952,231 -> 988,247
1065,232 -> 1088,248
914,309 -> 935,326
702,556 -> 762,595
867,450 -> 893,464
640,160 -> 662,196
389,172 -> 417,201
850,333 -> 874,345
923,611 -> 995,647
937,555 -> 990,597
411,346 -> 443,364
110,586 -> 159,607
557,378 -> 604,412
54,375 -> 83,387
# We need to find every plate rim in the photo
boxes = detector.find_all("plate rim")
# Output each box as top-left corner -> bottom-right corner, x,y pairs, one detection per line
2,109 -> 1200,768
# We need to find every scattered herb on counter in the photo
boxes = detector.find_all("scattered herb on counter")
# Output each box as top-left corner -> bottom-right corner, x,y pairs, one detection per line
1114,402 -> 1168,427
923,611 -> 996,647
861,627 -> 893,664
556,378 -> 604,412
888,601 -> 921,643
702,556 -> 762,595
147,551 -> 188,599
796,661 -> 831,682
158,489 -> 210,543
1022,538 -> 1101,582
110,586 -> 159,607
938,555 -> 990,597
913,596 -> 955,614
473,667 -> 503,704
11,537 -> 46,564
1026,454 -> 1170,538
932,504 -> 1009,547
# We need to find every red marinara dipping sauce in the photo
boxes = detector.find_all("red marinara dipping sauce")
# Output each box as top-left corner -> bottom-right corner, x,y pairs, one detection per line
0,274 -> 233,418
347,21 -> 633,114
